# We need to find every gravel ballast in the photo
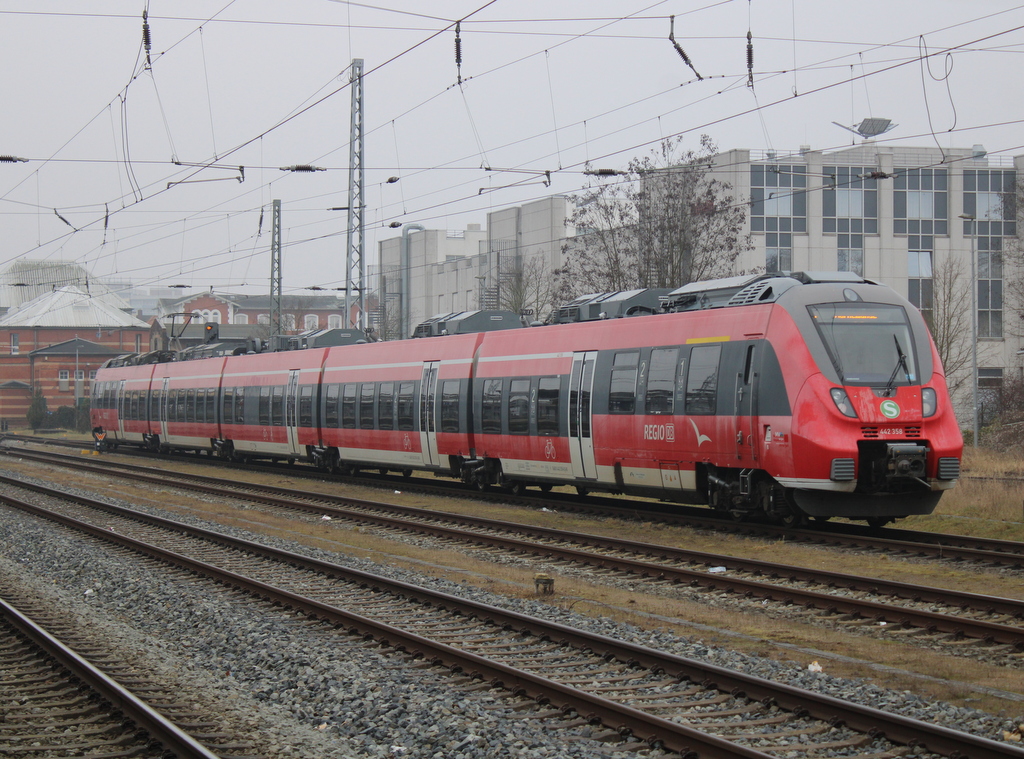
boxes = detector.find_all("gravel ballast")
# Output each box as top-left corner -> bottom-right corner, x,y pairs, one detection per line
0,472 -> 1021,758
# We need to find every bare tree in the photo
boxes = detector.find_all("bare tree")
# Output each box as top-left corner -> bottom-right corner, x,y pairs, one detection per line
556,135 -> 751,301
927,254 -> 974,401
497,255 -> 560,323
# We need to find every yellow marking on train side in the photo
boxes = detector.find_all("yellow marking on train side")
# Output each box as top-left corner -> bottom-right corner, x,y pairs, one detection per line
685,336 -> 731,344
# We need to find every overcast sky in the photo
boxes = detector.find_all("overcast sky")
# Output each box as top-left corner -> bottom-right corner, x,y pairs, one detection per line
2,1 -> 1023,297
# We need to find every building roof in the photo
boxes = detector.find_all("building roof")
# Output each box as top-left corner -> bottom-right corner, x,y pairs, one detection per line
28,337 -> 123,357
156,293 -> 345,313
0,286 -> 149,329
0,260 -> 127,309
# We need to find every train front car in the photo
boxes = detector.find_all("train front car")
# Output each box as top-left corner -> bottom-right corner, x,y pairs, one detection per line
765,273 -> 963,526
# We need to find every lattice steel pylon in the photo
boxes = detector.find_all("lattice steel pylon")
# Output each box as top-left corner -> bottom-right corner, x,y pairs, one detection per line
270,199 -> 282,336
345,59 -> 365,330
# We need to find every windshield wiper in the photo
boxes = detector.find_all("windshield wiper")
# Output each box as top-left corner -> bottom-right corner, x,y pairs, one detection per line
883,335 -> 912,397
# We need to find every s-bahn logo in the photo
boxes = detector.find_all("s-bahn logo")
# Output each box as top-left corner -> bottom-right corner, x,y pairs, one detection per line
544,438 -> 556,459
879,400 -> 901,419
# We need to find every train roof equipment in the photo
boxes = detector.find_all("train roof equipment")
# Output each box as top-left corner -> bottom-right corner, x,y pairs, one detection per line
662,271 -> 877,312
548,288 -> 673,324
411,310 -> 524,338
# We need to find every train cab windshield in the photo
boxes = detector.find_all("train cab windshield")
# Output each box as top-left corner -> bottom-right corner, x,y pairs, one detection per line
808,303 -> 918,387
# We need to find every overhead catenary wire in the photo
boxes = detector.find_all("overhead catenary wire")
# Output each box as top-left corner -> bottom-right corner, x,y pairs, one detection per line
4,4 -> 1019,290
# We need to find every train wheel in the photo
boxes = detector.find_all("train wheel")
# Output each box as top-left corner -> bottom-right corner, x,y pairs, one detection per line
575,485 -> 589,496
779,510 -> 806,528
539,484 -> 552,493
867,517 -> 891,529
402,469 -> 413,478
475,479 -> 490,492
508,482 -> 527,496
379,468 -> 389,476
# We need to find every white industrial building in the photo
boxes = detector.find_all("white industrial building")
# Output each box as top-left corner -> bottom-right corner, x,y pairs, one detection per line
378,142 -> 1021,426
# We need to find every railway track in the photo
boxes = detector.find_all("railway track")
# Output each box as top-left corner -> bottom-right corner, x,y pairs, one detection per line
2,478 -> 1022,759
3,448 -> 1024,663
4,435 -> 1021,567
0,591 -> 244,758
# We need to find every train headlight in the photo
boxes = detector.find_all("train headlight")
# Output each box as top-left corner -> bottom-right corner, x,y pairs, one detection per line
829,388 -> 858,418
921,387 -> 937,418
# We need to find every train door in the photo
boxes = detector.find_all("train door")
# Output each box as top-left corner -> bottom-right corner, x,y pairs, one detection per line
419,362 -> 440,468
159,378 -> 169,441
569,351 -> 598,481
286,370 -> 301,454
117,380 -> 127,437
734,343 -> 758,463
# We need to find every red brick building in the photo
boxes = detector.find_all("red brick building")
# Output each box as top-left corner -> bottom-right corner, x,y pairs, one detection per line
154,291 -> 377,335
0,286 -> 149,424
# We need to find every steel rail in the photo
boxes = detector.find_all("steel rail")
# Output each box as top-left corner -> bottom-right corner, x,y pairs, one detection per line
0,596 -> 222,759
4,441 -> 1023,565
2,484 -> 1024,759
2,459 -> 1023,647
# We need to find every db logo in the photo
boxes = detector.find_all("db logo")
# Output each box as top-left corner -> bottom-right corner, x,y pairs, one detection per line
643,424 -> 676,442
879,400 -> 901,419
544,439 -> 556,460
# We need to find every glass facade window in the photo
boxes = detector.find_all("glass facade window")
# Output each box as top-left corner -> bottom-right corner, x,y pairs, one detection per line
893,168 -> 948,236
837,239 -> 863,276
749,164 -> 807,235
977,235 -> 1003,339
766,236 -> 792,273
907,250 -> 933,326
978,368 -> 1003,426
822,167 -> 878,236
963,169 -> 1016,237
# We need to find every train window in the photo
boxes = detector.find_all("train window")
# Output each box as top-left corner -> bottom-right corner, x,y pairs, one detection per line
508,379 -> 531,435
299,386 -> 314,427
222,388 -> 234,424
151,389 -> 161,421
259,386 -> 272,426
685,345 -> 721,415
378,382 -> 395,430
236,388 -> 247,425
807,303 -> 917,386
609,351 -> 640,414
646,348 -> 679,415
537,377 -> 560,436
441,380 -> 461,433
271,386 -> 285,426
359,383 -> 375,429
397,382 -> 415,431
341,384 -> 356,429
206,388 -> 217,423
481,379 -> 503,434
186,389 -> 197,423
325,384 -> 340,428
196,390 -> 206,424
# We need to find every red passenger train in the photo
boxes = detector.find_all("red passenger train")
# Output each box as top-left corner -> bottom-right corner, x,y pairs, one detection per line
91,272 -> 963,526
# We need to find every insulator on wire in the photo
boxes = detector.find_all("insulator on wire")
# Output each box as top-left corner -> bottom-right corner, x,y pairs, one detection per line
746,31 -> 754,88
142,10 -> 152,66
668,16 -> 703,81
454,21 -> 463,85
